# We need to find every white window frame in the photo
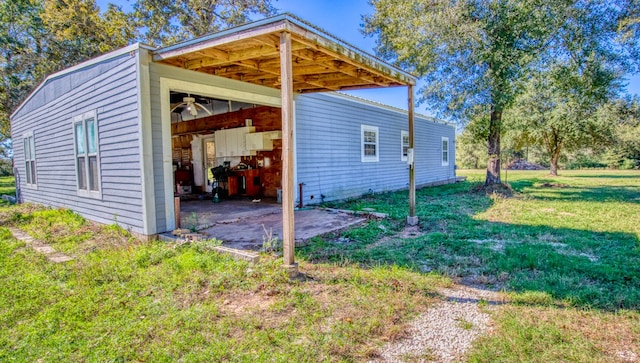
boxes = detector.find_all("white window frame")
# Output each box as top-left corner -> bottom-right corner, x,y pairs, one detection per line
73,110 -> 102,199
401,130 -> 409,161
361,125 -> 379,163
23,131 -> 37,189
442,136 -> 449,166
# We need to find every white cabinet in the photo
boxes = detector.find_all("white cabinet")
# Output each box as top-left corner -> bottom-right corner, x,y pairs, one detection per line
246,132 -> 271,151
214,131 -> 226,157
214,126 -> 256,157
246,131 -> 281,151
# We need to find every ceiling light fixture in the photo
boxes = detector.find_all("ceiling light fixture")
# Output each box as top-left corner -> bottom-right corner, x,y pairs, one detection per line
171,95 -> 213,117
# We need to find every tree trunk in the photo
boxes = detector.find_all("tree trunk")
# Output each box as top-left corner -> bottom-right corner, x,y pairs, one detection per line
485,108 -> 502,186
550,149 -> 561,176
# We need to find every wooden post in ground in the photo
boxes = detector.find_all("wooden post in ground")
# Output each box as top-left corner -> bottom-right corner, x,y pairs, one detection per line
280,31 -> 297,276
174,197 -> 181,229
407,85 -> 418,226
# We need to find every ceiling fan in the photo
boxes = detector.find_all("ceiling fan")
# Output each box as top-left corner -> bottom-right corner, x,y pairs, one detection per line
171,95 -> 213,117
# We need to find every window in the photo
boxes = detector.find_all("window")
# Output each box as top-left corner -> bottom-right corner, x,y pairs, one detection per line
401,131 -> 409,161
23,132 -> 37,187
442,137 -> 449,166
361,125 -> 379,162
74,111 -> 101,197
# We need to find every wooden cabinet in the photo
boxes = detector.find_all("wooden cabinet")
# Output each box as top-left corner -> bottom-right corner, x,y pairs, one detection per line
235,169 -> 261,197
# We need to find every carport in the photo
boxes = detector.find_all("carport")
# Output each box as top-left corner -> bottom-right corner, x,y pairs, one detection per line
152,14 -> 418,273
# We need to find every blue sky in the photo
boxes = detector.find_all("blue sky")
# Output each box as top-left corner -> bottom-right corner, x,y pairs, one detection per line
97,0 -> 640,114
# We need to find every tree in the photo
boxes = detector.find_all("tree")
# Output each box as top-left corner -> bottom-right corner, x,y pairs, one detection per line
132,0 -> 276,46
505,70 -> 614,175
601,97 -> 640,169
363,0 -> 639,186
41,0 -> 136,69
0,0 -> 48,147
0,0 -> 137,153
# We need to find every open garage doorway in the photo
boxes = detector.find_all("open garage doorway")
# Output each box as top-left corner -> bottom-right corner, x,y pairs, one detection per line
169,90 -> 285,226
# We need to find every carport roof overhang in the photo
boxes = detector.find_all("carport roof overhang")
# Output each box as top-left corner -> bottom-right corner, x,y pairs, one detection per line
152,14 -> 417,92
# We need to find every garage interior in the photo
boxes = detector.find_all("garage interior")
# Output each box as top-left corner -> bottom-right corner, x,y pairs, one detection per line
169,90 -> 369,249
171,90 -> 283,201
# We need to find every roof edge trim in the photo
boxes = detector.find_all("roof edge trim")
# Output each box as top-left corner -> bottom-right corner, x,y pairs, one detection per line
325,92 -> 456,126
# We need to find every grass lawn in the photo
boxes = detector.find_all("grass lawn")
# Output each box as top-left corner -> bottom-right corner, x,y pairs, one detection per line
0,176 -> 15,207
1,170 -> 639,361
0,200 -> 448,361
303,169 -> 640,361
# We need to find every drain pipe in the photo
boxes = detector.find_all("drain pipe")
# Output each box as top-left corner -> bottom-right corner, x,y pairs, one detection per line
298,183 -> 305,209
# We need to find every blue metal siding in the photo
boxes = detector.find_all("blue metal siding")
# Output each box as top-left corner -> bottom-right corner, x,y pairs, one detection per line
295,93 -> 456,204
10,52 -> 145,233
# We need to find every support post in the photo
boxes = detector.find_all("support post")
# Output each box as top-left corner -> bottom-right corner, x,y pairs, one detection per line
280,31 -> 297,275
407,85 -> 418,226
174,197 -> 181,229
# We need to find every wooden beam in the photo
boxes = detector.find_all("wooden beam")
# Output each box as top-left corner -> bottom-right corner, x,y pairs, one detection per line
185,45 -> 276,70
280,31 -> 297,274
407,85 -> 418,226
291,48 -> 389,87
292,36 -> 404,86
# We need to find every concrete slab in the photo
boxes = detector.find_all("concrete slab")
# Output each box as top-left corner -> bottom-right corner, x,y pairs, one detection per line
179,198 -> 282,231
177,199 -> 367,250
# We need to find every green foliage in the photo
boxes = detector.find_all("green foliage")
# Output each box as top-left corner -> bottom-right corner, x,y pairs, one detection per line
504,69 -> 616,175
0,0 -> 137,152
364,0 -> 640,184
604,97 -> 640,169
1,0 -> 275,153
456,120 -> 488,169
0,159 -> 12,176
132,0 -> 276,46
0,176 -> 15,207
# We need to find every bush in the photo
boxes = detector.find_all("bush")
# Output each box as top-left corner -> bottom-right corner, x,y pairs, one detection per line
0,159 -> 12,176
620,158 -> 639,170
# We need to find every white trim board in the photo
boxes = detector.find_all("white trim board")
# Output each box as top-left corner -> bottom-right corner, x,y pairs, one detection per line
158,75 -> 282,231
136,48 -> 157,235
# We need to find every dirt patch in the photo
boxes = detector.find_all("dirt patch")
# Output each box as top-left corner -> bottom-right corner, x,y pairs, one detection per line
366,225 -> 425,251
468,238 -> 506,252
219,291 -> 278,316
400,225 -> 424,239
538,182 -> 570,188
472,183 -> 514,198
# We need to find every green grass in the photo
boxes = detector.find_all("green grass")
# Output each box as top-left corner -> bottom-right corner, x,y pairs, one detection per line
0,205 -> 449,362
0,176 -> 15,207
305,169 -> 640,361
306,169 -> 640,311
2,170 -> 639,361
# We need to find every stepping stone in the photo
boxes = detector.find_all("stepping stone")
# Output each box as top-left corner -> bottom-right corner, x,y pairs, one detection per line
9,228 -> 74,263
33,245 -> 56,254
49,254 -> 74,263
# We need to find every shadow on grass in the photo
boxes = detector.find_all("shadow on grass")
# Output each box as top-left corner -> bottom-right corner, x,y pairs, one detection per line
509,179 -> 640,204
569,174 -> 640,179
300,181 -> 640,311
